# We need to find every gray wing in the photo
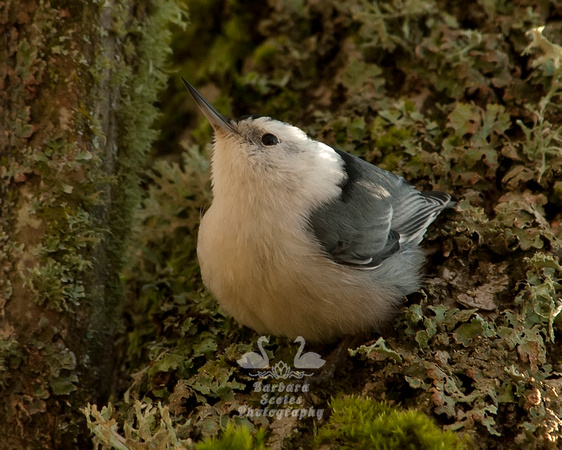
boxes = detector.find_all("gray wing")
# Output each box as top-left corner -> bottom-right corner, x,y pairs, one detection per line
308,150 -> 453,270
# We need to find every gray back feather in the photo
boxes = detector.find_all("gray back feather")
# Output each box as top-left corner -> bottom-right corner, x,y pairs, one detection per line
308,150 -> 453,269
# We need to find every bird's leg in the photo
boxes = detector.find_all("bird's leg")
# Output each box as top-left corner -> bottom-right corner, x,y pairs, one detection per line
309,334 -> 365,385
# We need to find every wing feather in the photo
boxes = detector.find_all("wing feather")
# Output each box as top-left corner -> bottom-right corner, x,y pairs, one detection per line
308,149 -> 453,270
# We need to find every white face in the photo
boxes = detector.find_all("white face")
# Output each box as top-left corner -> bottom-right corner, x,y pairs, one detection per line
220,116 -> 321,168
211,116 -> 345,208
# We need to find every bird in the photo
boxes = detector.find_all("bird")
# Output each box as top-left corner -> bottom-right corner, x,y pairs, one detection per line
293,336 -> 326,369
182,78 -> 454,344
236,336 -> 270,369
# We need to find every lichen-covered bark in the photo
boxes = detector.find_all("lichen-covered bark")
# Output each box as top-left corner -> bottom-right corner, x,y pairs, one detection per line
0,0 -> 182,447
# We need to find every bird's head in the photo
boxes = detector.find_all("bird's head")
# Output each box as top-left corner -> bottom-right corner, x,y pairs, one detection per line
183,79 -> 345,208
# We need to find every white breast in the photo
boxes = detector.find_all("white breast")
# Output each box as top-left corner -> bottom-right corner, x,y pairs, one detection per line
197,198 -> 406,342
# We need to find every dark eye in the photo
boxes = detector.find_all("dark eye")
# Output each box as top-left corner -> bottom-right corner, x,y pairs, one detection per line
261,133 -> 279,146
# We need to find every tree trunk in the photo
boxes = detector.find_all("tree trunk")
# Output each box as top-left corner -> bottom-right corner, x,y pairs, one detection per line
0,0 -> 181,447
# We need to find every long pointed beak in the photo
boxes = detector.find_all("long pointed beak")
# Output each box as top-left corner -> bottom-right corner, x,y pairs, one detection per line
181,78 -> 236,134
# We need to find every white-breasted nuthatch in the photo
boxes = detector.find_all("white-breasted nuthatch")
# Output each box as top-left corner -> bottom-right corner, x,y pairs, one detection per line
183,79 -> 454,343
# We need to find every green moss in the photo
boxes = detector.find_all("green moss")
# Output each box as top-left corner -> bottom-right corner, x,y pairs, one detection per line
315,395 -> 469,449
196,423 -> 267,450
93,0 -> 187,326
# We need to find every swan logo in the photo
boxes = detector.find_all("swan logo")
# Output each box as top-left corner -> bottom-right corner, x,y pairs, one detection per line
236,336 -> 326,421
236,336 -> 325,379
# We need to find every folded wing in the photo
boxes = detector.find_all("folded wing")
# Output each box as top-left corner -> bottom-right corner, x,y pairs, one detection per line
308,150 -> 453,270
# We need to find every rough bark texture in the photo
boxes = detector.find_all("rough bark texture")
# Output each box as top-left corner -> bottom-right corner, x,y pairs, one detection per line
0,0 -> 179,447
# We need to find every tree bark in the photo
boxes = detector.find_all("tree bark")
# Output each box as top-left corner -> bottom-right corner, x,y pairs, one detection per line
0,0 -> 180,447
